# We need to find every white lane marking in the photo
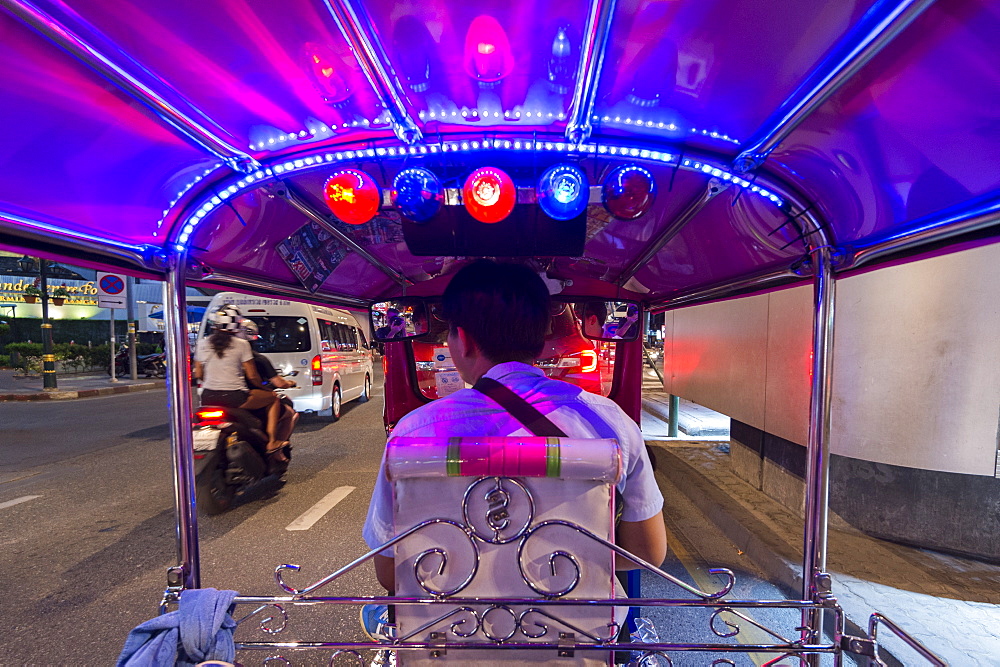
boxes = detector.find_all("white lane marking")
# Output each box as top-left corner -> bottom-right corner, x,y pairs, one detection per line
286,486 -> 355,531
0,495 -> 41,510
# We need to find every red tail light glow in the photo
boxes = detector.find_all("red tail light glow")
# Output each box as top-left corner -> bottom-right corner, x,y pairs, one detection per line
197,409 -> 225,420
311,355 -> 323,386
579,349 -> 598,373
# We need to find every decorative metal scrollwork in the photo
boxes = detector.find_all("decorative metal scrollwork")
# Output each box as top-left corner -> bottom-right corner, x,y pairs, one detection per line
275,518 -> 478,596
463,476 -> 534,544
518,607 -> 619,643
395,603 -> 619,646
397,606 -> 481,643
636,652 -> 675,666
709,607 -> 792,644
761,654 -> 808,666
234,603 -> 288,634
481,605 -> 521,643
326,649 -> 364,666
517,522 -> 583,597
411,523 -> 480,597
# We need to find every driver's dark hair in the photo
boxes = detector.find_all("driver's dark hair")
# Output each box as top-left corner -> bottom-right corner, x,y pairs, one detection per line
442,259 -> 550,362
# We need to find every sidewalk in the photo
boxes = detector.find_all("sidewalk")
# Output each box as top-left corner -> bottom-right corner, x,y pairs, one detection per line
0,368 -> 165,401
641,387 -> 1000,666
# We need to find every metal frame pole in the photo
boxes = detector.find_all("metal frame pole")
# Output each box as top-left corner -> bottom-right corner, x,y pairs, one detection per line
801,247 -> 836,647
163,251 -> 200,591
564,0 -> 617,144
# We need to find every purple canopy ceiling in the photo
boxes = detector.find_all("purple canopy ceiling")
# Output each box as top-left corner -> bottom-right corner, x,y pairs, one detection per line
1,0 -> 998,306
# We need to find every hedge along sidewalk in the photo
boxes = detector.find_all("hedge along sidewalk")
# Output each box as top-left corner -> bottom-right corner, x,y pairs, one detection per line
0,369 -> 165,401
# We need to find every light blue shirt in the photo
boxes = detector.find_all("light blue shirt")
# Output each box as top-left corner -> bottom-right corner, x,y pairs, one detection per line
362,361 -> 663,552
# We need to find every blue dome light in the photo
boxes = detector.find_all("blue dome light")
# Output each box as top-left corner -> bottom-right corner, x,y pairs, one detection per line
392,167 -> 444,222
537,163 -> 589,220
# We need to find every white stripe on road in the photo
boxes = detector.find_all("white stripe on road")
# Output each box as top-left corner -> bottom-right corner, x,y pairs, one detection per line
0,495 -> 41,510
286,486 -> 355,531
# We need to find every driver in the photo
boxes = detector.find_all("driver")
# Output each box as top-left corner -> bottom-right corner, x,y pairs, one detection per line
362,259 -> 666,594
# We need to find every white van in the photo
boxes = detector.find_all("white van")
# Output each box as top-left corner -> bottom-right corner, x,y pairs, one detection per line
201,292 -> 374,419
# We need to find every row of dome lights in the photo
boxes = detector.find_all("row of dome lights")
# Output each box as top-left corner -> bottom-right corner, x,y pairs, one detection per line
323,163 -> 655,225
247,108 -> 738,151
171,140 -> 785,250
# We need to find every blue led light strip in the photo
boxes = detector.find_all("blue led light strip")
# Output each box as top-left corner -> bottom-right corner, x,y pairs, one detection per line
169,139 -> 786,252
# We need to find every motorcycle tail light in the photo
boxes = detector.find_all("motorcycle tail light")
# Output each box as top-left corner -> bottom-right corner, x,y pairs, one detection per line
579,349 -> 598,373
197,409 -> 225,420
311,355 -> 323,385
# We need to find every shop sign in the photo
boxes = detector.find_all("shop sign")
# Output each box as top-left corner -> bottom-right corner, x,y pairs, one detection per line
0,278 -> 100,305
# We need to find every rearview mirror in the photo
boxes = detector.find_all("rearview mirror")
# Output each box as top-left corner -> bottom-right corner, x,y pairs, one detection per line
370,298 -> 430,342
572,299 -> 641,342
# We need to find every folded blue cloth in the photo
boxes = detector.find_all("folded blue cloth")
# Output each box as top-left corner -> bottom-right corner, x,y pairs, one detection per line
117,588 -> 238,666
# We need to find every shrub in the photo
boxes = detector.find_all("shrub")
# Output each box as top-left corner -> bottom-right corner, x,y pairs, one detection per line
0,354 -> 9,368
5,342 -> 113,373
6,342 -> 43,358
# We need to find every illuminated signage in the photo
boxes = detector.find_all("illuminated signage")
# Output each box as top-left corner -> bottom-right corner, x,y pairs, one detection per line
0,279 -> 100,306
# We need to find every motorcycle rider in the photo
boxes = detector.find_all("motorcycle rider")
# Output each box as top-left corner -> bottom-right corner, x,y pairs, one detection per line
239,319 -> 299,447
192,305 -> 284,459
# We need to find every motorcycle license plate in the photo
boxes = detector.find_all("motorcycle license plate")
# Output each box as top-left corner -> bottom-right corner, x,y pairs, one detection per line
193,429 -> 220,451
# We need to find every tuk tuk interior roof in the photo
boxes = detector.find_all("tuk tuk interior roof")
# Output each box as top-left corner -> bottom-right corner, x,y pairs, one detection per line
1,0 -> 999,307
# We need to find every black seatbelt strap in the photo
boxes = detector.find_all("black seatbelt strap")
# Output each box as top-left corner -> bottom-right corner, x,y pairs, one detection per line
474,375 -> 625,525
472,376 -> 568,438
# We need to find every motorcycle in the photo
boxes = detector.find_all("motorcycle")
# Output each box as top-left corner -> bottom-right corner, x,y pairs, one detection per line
109,345 -> 167,378
192,399 -> 292,515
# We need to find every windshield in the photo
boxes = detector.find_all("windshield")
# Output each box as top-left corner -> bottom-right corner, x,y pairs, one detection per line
246,316 -> 312,353
410,301 -> 616,400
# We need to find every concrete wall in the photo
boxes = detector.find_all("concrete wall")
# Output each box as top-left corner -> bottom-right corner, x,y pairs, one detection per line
665,242 -> 1000,477
662,242 -> 1000,558
667,286 -> 812,448
832,245 -> 1000,476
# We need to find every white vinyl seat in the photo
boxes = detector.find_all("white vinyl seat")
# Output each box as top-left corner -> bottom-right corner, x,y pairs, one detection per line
387,436 -> 624,666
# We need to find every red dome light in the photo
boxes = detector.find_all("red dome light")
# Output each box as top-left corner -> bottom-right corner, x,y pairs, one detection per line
602,164 -> 657,220
463,16 -> 514,84
462,167 -> 516,223
323,169 -> 381,225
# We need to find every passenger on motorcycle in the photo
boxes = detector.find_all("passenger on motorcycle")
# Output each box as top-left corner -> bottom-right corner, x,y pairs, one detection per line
192,305 -> 284,457
362,259 -> 667,593
239,320 -> 299,447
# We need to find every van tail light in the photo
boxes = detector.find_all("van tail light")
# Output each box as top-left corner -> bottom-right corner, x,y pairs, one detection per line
311,355 -> 323,385
579,349 -> 598,373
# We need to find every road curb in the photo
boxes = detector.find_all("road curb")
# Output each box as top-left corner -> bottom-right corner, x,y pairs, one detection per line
0,381 -> 165,401
642,397 -> 730,437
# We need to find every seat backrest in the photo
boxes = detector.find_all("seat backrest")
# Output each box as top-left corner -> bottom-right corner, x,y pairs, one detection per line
388,436 -> 622,666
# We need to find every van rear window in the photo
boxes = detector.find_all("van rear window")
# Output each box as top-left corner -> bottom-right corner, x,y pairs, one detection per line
246,316 -> 311,353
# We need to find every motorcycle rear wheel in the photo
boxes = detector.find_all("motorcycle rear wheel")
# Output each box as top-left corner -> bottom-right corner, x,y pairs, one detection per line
196,449 -> 235,515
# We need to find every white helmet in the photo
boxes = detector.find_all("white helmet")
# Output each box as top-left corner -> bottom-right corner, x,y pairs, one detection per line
211,304 -> 242,332
238,319 -> 259,340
